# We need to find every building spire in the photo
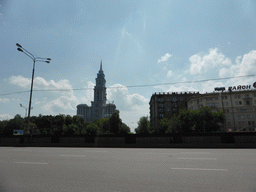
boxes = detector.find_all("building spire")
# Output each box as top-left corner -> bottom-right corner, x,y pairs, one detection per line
100,60 -> 102,71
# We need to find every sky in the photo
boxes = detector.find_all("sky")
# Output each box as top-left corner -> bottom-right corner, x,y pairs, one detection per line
1,0 -> 256,132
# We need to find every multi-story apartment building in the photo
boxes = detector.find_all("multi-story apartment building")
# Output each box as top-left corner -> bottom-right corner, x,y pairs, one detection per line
187,88 -> 256,132
149,92 -> 199,133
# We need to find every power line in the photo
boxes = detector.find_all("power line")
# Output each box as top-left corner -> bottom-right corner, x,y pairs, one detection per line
1,74 -> 255,96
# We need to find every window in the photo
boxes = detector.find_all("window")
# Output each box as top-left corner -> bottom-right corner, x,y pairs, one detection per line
246,94 -> 249,98
237,115 -> 240,119
235,101 -> 238,105
238,95 -> 241,98
239,101 -> 242,105
241,115 -> 244,119
206,97 -> 212,101
226,102 -> 228,106
254,94 -> 256,97
215,97 -> 219,100
246,101 -> 251,106
215,103 -> 219,106
235,95 -> 237,99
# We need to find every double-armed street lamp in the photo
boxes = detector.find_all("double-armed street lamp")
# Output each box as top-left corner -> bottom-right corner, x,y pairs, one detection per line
16,43 -> 51,135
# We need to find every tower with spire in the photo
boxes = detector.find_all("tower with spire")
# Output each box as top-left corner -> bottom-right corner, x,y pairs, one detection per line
76,61 -> 119,123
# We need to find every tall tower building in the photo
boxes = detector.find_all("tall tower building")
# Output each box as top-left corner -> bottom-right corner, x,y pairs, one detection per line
77,61 -> 119,123
91,61 -> 107,121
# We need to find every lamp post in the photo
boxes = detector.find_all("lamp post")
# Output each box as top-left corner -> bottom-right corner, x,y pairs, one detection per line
228,88 -> 236,131
20,103 -> 33,118
16,43 -> 50,135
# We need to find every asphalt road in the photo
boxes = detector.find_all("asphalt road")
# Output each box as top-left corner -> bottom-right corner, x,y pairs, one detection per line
0,147 -> 255,192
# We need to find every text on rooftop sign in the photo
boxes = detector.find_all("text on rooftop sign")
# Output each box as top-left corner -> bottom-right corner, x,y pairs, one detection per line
228,85 -> 251,91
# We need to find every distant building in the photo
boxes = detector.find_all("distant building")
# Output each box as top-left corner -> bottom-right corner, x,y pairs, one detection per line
187,88 -> 256,132
77,62 -> 119,122
149,92 -> 199,133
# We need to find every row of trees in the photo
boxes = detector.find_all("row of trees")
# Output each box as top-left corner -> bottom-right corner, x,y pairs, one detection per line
135,107 -> 224,134
0,113 -> 131,136
0,106 -> 224,136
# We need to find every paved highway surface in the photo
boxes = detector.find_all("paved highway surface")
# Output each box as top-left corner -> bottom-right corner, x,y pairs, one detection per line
0,147 -> 255,192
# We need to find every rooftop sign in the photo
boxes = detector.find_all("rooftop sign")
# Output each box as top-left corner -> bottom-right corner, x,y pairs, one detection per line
228,85 -> 251,91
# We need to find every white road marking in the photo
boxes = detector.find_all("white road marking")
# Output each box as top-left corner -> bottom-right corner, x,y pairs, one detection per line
177,158 -> 217,160
15,162 -> 48,165
180,152 -> 210,154
171,168 -> 227,171
60,155 -> 87,157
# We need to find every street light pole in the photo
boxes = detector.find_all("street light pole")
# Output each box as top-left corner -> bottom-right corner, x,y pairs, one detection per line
20,103 -> 33,118
16,43 -> 50,135
20,103 -> 27,118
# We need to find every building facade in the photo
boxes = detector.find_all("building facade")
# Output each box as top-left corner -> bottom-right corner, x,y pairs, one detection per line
149,92 -> 199,133
187,89 -> 256,132
77,62 -> 119,123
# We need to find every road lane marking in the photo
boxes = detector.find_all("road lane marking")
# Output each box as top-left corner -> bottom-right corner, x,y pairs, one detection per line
15,162 -> 48,165
180,152 -> 210,154
83,151 -> 107,153
171,168 -> 227,171
60,155 -> 87,157
177,158 -> 217,160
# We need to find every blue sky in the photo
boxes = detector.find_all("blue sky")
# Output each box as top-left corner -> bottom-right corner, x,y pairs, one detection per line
1,0 -> 256,132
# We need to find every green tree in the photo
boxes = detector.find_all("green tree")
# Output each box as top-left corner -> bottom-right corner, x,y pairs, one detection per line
93,118 -> 109,134
158,118 -> 171,134
0,120 -> 8,135
109,113 -> 122,134
135,116 -> 150,134
178,108 -> 194,132
119,123 -> 131,135
165,116 -> 181,134
85,123 -> 99,136
65,115 -> 73,126
5,114 -> 26,136
172,107 -> 224,133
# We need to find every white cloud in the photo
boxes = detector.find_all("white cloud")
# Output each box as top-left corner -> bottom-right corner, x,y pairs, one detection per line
158,53 -> 172,63
107,84 -> 149,113
165,85 -> 198,93
0,114 -> 13,120
167,70 -> 173,77
106,84 -> 149,131
9,76 -> 73,93
42,95 -> 77,113
9,75 -> 30,87
189,48 -> 231,75
202,81 -> 225,93
219,50 -> 256,80
80,81 -> 95,104
9,75 -> 79,114
0,98 -> 9,103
